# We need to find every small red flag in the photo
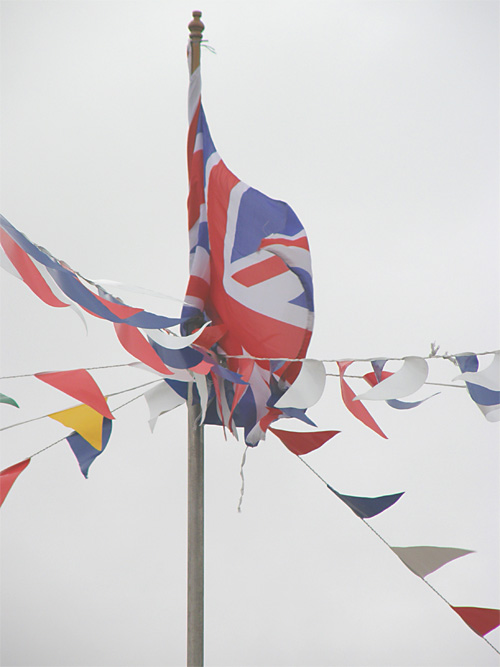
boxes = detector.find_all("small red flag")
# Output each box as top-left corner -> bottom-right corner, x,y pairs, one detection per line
269,427 -> 340,455
35,369 -> 114,420
0,459 -> 30,507
337,361 -> 387,439
451,606 -> 500,636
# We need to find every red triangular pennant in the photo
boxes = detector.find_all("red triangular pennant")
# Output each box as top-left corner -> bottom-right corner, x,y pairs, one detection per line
269,427 -> 340,455
337,361 -> 387,438
0,459 -> 30,507
35,369 -> 114,420
451,606 -> 500,636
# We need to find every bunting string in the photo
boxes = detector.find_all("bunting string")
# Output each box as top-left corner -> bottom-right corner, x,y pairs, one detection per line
1,348 -> 498,382
23,388 -> 154,461
0,379 -> 163,433
293,454 -> 500,656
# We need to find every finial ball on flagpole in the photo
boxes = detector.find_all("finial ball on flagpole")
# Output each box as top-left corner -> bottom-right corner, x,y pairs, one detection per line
189,10 -> 205,41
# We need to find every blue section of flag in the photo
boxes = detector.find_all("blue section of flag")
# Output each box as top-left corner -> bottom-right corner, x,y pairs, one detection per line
67,418 -> 112,478
149,339 -> 204,369
456,355 -> 500,406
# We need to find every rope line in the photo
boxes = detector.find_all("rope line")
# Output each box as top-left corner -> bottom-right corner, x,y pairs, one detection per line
0,380 -> 163,433
1,349 -> 498,381
27,390 -> 150,460
295,455 -> 500,656
326,373 -> 466,389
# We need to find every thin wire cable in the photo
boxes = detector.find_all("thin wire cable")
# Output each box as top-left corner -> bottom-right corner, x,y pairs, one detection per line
1,349 -> 498,380
326,373 -> 467,389
295,454 -> 500,656
0,379 -> 163,433
0,362 -> 132,380
27,390 -> 150,460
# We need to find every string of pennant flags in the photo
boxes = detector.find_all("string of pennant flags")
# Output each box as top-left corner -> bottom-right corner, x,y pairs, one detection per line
1,371 -> 499,650
1,214 -> 499,651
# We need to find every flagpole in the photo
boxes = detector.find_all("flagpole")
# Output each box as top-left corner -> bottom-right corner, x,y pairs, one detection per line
187,12 -> 205,667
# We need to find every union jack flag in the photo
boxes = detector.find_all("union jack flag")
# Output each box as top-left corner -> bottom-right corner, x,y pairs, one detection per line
184,46 -> 314,445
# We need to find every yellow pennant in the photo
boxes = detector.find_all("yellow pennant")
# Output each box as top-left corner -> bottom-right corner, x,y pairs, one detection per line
49,404 -> 104,451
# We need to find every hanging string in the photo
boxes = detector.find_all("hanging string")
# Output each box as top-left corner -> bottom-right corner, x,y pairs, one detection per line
237,446 -> 249,513
294,454 -> 500,656
0,379 -> 163,433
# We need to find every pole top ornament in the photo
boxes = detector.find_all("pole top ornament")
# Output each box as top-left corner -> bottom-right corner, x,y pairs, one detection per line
189,10 -> 205,42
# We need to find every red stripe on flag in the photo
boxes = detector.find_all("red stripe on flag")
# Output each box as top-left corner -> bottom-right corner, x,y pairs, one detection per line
270,427 -> 340,455
193,324 -> 227,350
187,102 -> 201,172
91,290 -> 144,320
0,229 -> 68,308
186,274 -> 210,302
232,255 -> 289,287
451,606 -> 500,636
188,150 -> 205,230
35,369 -> 114,420
260,236 -> 310,251
0,459 -> 30,507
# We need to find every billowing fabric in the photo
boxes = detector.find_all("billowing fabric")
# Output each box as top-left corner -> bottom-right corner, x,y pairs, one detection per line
183,48 -> 314,445
0,215 -> 181,329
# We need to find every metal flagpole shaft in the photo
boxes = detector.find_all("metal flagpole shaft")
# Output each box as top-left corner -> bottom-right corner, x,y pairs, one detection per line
187,11 -> 205,667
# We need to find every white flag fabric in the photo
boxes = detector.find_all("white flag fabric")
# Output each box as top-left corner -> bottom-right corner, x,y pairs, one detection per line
354,357 -> 428,401
275,359 -> 326,409
454,352 -> 500,391
391,545 -> 473,578
145,382 -> 185,432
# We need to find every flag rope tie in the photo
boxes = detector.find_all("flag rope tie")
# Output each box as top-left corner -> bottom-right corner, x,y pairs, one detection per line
295,455 -> 500,656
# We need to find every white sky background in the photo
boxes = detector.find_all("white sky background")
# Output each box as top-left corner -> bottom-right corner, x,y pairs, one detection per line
0,1 -> 499,666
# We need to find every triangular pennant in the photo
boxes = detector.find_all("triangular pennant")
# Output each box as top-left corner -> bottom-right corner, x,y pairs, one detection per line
454,352 -> 500,391
354,356 -> 428,401
274,360 -> 326,409
35,369 -> 114,419
269,427 -> 340,455
0,459 -> 30,507
451,606 -> 500,636
67,418 -> 113,478
328,485 -> 404,518
363,372 -> 438,410
455,355 -> 500,406
390,546 -> 474,578
337,361 -> 387,438
145,382 -> 185,432
0,392 -> 19,408
49,404 -> 105,451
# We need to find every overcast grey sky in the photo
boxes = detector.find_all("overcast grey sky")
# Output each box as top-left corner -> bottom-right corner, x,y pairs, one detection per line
1,2 -> 499,666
